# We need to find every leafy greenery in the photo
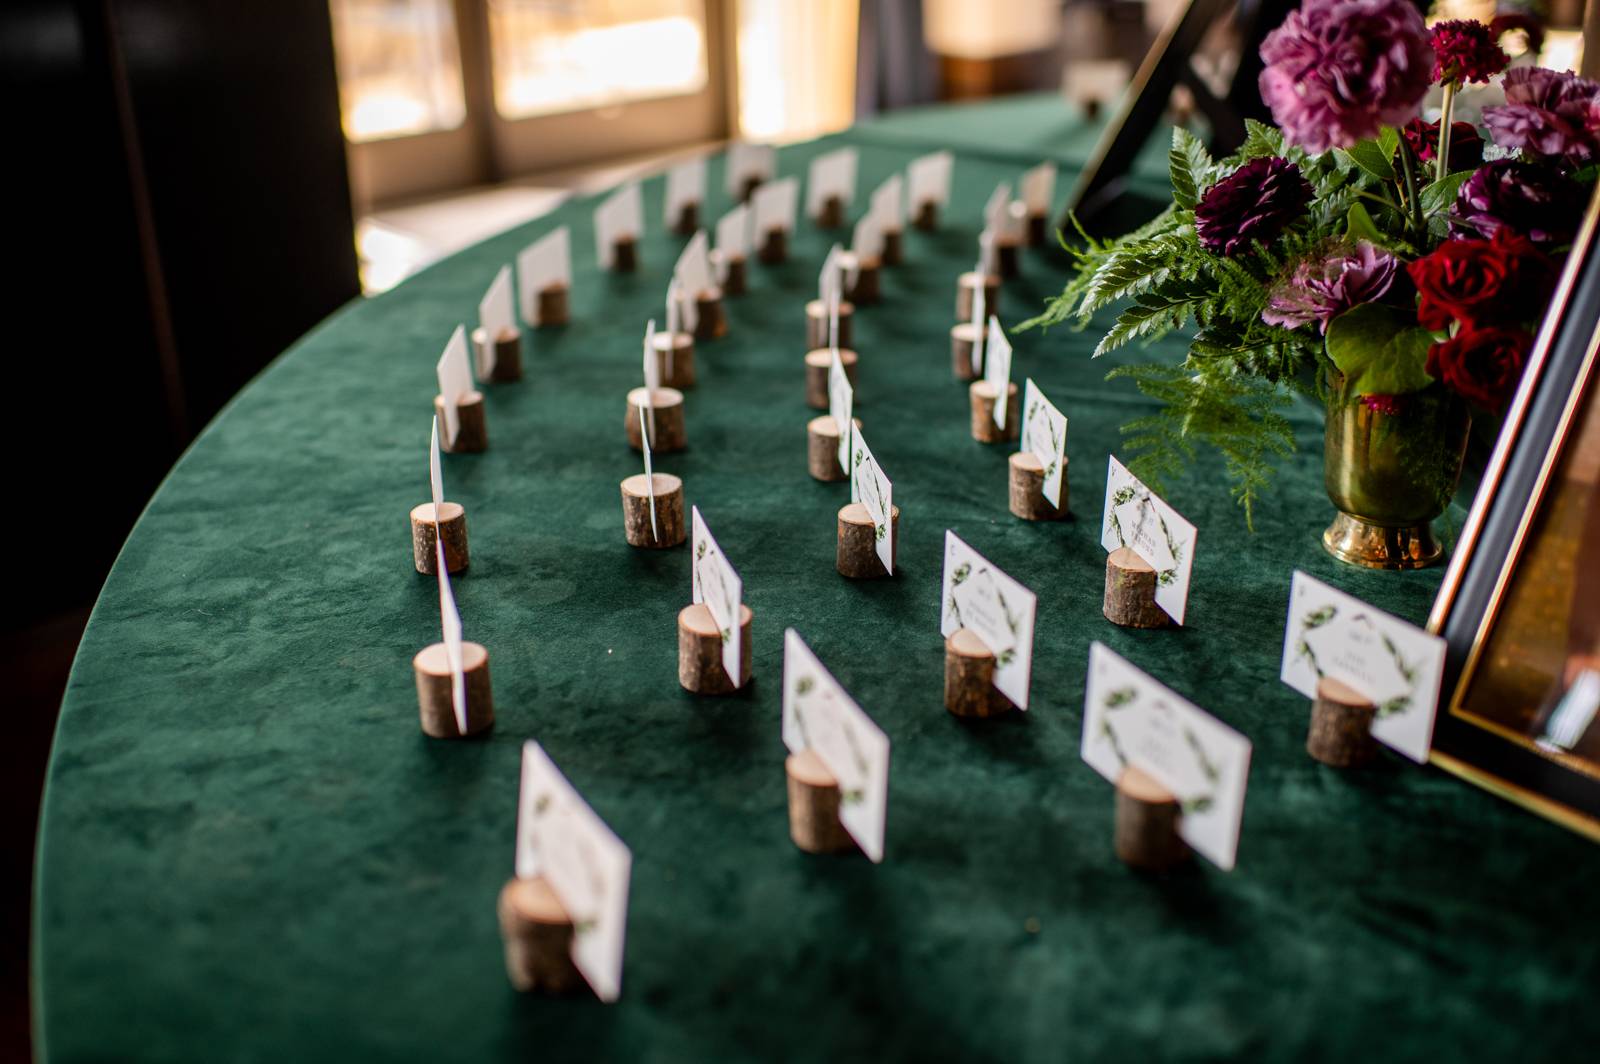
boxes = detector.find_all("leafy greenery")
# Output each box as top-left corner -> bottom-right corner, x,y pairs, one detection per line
1324,304 -> 1434,395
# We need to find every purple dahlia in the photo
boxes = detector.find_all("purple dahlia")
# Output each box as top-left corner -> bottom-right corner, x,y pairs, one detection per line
1258,0 -> 1434,153
1482,66 -> 1600,165
1195,157 -> 1313,257
1262,242 -> 1400,332
1451,159 -> 1587,247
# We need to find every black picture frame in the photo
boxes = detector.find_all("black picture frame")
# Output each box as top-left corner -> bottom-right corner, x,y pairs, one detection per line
1428,187 -> 1600,840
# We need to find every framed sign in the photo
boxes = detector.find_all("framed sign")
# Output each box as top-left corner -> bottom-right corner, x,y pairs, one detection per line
1429,186 -> 1600,841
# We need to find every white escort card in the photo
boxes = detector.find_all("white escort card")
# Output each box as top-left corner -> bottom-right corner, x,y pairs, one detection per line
1280,571 -> 1447,762
594,183 -> 643,269
829,348 -> 853,473
806,146 -> 858,218
907,150 -> 953,211
782,629 -> 891,862
1082,643 -> 1252,870
517,227 -> 571,326
852,211 -> 883,268
870,173 -> 903,231
819,243 -> 844,307
664,156 -> 705,221
475,265 -> 516,378
940,532 -> 1038,709
725,141 -> 775,196
967,247 -> 988,370
752,176 -> 798,238
713,204 -> 750,281
984,316 -> 1013,429
1100,456 -> 1197,625
430,416 -> 467,736
515,741 -> 633,1002
691,506 -> 745,687
977,228 -> 998,278
1020,161 -> 1058,218
435,324 -> 474,448
983,182 -> 1012,234
1020,378 -> 1068,508
675,230 -> 715,298
638,404 -> 658,543
850,428 -> 894,575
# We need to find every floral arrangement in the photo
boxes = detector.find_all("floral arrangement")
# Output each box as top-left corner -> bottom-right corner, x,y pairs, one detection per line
1025,0 -> 1593,526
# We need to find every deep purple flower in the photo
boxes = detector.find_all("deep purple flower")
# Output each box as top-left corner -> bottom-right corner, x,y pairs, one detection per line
1429,20 -> 1509,85
1481,66 -> 1600,164
1401,118 -> 1484,172
1194,157 -> 1314,257
1262,242 -> 1399,332
1258,0 -> 1434,152
1451,159 -> 1587,246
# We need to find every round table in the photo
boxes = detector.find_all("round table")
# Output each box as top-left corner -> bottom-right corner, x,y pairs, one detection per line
32,96 -> 1600,1061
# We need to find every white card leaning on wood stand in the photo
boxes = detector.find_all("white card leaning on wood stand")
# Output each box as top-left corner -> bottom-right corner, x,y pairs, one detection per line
849,428 -> 894,575
713,204 -> 749,282
1100,456 -> 1198,625
1082,643 -> 1252,870
829,349 -> 853,473
476,265 -> 516,378
806,147 -> 858,217
852,212 -> 883,268
1020,161 -> 1057,216
435,324 -> 474,448
594,183 -> 643,269
673,232 -> 713,333
1280,571 -> 1447,762
691,506 -> 744,687
940,531 -> 1038,709
907,150 -> 953,210
515,741 -> 633,1002
870,173 -> 903,230
752,177 -> 798,238
517,227 -> 570,325
725,142 -> 775,195
984,316 -> 1013,429
1019,378 -> 1068,508
429,415 -> 468,736
983,183 -> 1011,234
664,157 -> 705,220
782,629 -> 891,862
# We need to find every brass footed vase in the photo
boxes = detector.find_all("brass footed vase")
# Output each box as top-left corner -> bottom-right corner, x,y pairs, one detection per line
1322,382 -> 1470,570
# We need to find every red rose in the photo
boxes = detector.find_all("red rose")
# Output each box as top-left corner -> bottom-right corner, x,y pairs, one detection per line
1406,229 -> 1555,330
1426,323 -> 1532,411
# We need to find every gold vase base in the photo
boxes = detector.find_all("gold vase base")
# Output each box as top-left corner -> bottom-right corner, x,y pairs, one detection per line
1322,511 -> 1443,570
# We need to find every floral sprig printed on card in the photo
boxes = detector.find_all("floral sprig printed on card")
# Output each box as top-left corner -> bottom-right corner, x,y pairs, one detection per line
945,560 -> 972,628
1294,603 -> 1338,674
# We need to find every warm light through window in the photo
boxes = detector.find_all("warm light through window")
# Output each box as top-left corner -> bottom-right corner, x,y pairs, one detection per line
330,0 -> 467,142
488,0 -> 709,120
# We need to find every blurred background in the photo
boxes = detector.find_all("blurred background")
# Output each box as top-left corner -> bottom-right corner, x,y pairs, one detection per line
2,0 -> 1592,1056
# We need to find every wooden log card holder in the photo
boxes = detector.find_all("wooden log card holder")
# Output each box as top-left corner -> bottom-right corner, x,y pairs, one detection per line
471,326 -> 523,383
677,602 -> 754,694
1114,764 -> 1191,872
620,472 -> 686,549
433,393 -> 488,453
612,235 -> 638,273
413,641 -> 495,738
840,253 -> 881,305
537,283 -> 570,327
1102,547 -> 1172,629
836,503 -> 900,579
955,271 -> 999,323
1305,675 -> 1381,768
806,415 -> 858,482
995,233 -> 1023,280
410,502 -> 469,575
672,201 -> 700,236
716,253 -> 747,297
651,330 -> 696,389
758,226 -> 788,264
950,322 -> 981,381
943,628 -> 1016,718
969,381 -> 1019,444
694,286 -> 728,342
624,388 -> 687,453
805,299 -> 854,351
818,195 -> 846,230
498,876 -> 584,994
803,348 -> 857,410
881,227 -> 903,267
912,199 -> 938,231
785,749 -> 854,854
1008,452 -> 1067,521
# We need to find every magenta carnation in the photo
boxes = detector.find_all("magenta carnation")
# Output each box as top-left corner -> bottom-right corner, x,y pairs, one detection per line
1258,0 -> 1434,153
1195,157 -> 1314,257
1481,66 -> 1600,164
1262,242 -> 1399,332
1429,20 -> 1509,85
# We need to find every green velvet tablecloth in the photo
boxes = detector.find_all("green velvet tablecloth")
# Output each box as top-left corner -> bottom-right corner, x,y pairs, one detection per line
33,96 -> 1600,1061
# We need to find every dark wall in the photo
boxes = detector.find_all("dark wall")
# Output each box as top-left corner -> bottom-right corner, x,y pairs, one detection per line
4,0 -> 360,619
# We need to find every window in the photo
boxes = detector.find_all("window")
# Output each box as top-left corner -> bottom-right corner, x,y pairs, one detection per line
329,0 -> 467,142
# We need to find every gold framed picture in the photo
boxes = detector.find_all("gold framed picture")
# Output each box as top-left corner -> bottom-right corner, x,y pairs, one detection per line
1430,186 -> 1600,840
